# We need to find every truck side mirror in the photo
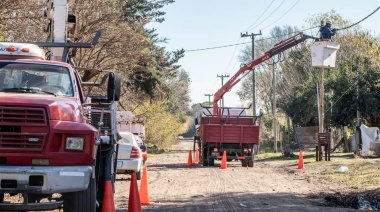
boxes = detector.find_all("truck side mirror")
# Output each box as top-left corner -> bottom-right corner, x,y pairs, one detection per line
194,118 -> 198,125
107,72 -> 121,101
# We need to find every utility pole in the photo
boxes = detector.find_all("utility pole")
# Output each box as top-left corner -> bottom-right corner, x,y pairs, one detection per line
241,30 -> 261,115
204,94 -> 213,106
217,74 -> 230,107
318,68 -> 325,133
355,67 -> 361,152
272,61 -> 277,153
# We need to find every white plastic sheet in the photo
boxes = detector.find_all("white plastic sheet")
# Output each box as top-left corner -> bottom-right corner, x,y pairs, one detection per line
360,124 -> 380,156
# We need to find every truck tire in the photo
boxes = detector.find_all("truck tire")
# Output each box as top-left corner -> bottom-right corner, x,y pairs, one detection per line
63,177 -> 96,212
209,158 -> 215,166
241,159 -> 248,167
248,160 -> 254,167
202,148 -> 209,166
136,165 -> 142,180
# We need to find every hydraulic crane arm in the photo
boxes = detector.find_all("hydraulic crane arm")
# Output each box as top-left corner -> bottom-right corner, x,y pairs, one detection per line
212,32 -> 316,115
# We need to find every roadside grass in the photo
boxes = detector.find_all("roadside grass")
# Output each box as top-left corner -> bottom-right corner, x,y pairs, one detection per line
256,150 -> 380,187
146,140 -> 179,155
316,159 -> 380,187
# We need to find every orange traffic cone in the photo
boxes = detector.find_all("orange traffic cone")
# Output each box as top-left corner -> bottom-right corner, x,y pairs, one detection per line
220,151 -> 227,169
195,148 -> 199,163
298,150 -> 304,169
187,150 -> 193,166
128,172 -> 142,212
102,180 -> 115,212
139,166 -> 150,205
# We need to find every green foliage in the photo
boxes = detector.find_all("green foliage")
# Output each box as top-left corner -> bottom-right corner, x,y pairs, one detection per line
136,100 -> 188,147
123,0 -> 175,24
326,57 -> 380,127
280,11 -> 380,128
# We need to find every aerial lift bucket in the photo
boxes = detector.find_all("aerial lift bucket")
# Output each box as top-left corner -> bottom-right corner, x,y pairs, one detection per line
311,41 -> 340,68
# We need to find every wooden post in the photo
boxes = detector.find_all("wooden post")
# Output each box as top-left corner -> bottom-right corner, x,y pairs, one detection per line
318,68 -> 325,133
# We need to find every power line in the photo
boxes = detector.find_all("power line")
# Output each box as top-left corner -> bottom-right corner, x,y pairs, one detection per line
244,0 -> 275,32
260,0 -> 301,31
185,26 -> 318,52
248,0 -> 287,31
337,6 -> 380,31
185,41 -> 250,52
186,6 -> 379,53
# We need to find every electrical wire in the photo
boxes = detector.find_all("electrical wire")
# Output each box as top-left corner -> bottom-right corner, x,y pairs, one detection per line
248,0 -> 287,31
186,7 -> 379,53
260,0 -> 301,31
185,41 -> 250,52
223,37 -> 243,73
244,0 -> 275,32
337,7 -> 380,31
185,26 -> 319,52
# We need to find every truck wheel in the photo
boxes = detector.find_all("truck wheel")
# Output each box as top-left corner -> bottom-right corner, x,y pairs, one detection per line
63,177 -> 96,212
241,159 -> 248,167
248,160 -> 254,167
202,148 -> 209,166
209,159 -> 215,166
202,157 -> 209,166
136,166 -> 142,180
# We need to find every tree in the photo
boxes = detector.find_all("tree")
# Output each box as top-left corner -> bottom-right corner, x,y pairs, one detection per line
283,10 -> 380,128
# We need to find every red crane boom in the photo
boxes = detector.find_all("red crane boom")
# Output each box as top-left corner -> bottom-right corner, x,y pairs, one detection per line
213,32 -> 315,115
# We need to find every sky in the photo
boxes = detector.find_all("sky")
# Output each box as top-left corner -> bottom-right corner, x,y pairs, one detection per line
147,0 -> 380,108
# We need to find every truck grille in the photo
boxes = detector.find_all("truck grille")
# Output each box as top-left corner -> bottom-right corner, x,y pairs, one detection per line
0,133 -> 45,152
0,106 -> 47,125
0,105 -> 48,153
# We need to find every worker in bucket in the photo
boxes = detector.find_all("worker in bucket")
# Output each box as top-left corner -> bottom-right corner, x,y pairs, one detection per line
321,21 -> 337,39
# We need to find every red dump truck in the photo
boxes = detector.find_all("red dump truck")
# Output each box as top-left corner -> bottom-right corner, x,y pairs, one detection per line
195,32 -> 315,167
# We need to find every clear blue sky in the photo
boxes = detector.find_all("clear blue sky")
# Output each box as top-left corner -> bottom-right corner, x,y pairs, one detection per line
148,0 -> 380,107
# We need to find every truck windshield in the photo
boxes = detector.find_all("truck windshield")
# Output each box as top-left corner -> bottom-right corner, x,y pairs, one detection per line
0,62 -> 74,97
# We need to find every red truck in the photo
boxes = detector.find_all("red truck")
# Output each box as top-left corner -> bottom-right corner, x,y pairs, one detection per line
0,1 -> 121,211
195,32 -> 315,167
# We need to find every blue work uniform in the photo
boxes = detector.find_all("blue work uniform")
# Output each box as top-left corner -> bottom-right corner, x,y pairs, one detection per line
321,25 -> 336,39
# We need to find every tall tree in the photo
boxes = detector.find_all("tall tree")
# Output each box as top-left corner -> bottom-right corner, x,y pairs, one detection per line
283,10 -> 380,127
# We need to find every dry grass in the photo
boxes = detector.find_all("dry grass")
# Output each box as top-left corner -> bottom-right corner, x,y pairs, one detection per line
256,151 -> 380,187
316,160 -> 380,187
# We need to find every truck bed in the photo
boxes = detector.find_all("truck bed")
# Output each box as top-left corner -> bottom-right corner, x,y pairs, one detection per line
200,116 -> 260,145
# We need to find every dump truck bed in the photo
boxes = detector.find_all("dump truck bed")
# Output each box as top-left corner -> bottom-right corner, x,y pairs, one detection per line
200,116 -> 260,145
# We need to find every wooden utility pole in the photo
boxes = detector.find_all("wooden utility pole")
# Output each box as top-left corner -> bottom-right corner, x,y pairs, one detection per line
204,94 -> 213,106
241,30 -> 261,115
217,74 -> 230,107
272,61 -> 277,152
318,68 -> 325,133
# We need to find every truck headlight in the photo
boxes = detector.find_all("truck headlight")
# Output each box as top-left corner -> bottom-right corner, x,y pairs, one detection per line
66,137 -> 84,151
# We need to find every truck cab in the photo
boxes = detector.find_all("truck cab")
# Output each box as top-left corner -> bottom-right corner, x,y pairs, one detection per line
0,42 -> 119,211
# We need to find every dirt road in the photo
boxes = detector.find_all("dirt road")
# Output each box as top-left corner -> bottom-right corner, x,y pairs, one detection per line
114,140 -> 372,211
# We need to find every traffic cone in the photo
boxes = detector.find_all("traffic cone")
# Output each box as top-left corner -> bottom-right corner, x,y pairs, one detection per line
128,172 -> 142,212
102,180 -> 115,212
195,148 -> 199,163
298,150 -> 304,169
187,150 -> 193,166
139,166 -> 150,205
220,151 -> 227,169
